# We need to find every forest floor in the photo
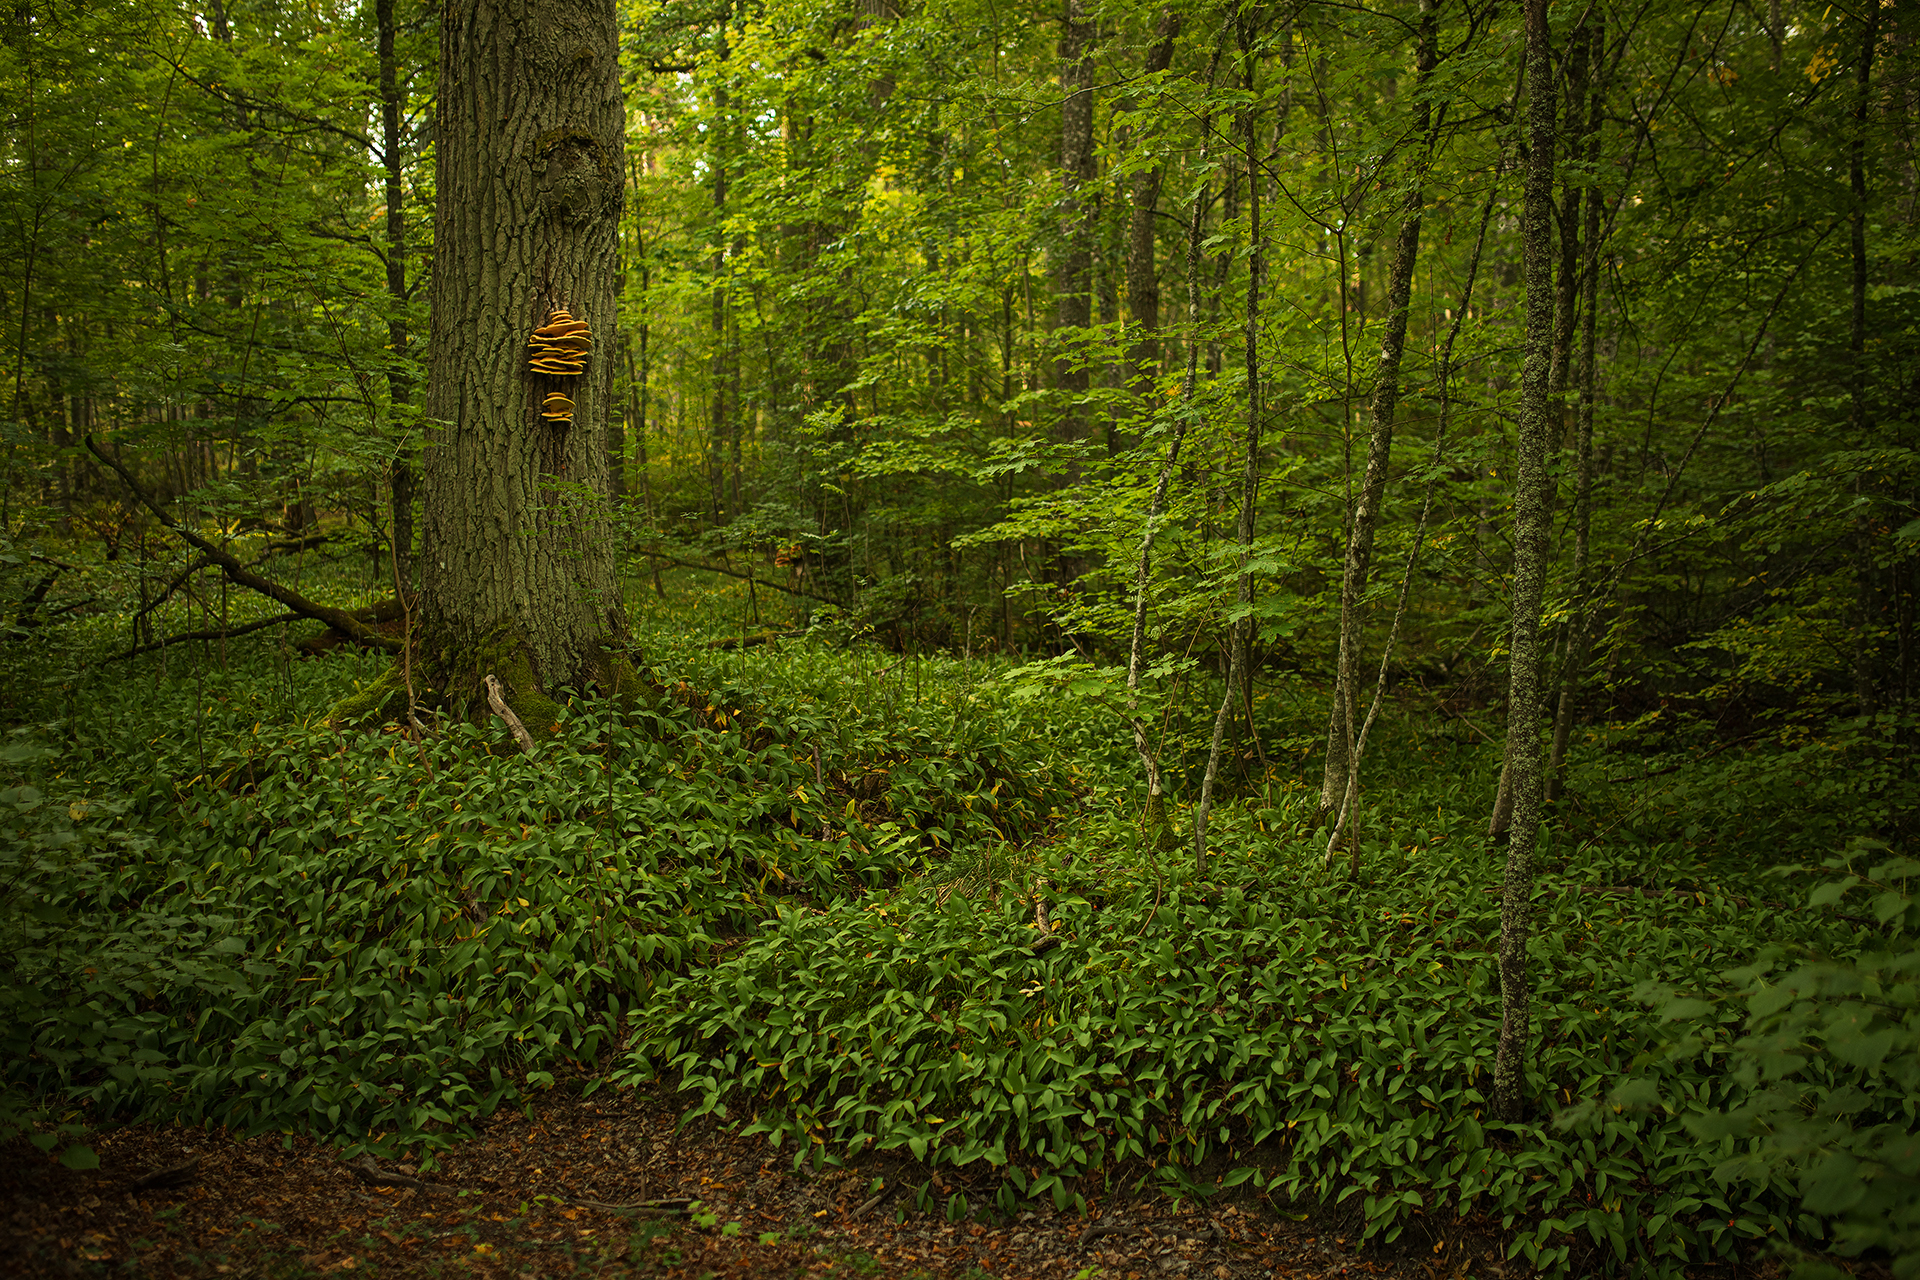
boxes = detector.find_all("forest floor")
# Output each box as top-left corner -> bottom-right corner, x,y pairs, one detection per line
2,1079 -> 1792,1280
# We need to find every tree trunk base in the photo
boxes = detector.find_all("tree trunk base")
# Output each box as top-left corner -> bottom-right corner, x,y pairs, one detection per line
327,627 -> 654,745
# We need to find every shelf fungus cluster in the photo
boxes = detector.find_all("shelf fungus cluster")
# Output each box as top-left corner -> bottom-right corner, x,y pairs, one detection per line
527,307 -> 592,424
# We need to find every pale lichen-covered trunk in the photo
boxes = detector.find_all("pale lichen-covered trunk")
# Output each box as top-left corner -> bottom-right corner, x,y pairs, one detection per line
1493,0 -> 1558,1125
420,0 -> 632,722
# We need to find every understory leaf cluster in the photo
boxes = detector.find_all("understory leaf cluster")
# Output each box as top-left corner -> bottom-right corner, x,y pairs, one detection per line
619,818 -> 1877,1276
1,628 -> 1914,1278
0,641 -> 1069,1162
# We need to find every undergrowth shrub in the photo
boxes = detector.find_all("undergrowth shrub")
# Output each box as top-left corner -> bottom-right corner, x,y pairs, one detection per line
0,643 -> 1072,1162
619,820 -> 1859,1276
1630,845 -> 1920,1278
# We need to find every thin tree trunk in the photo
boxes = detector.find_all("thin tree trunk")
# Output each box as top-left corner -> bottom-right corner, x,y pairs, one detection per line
1547,22 -> 1589,412
1326,181 -> 1498,867
1547,20 -> 1607,805
1053,0 -> 1097,443
376,0 -> 416,590
1125,30 -> 1222,854
1848,0 -> 1882,717
708,22 -> 733,525
1122,8 -> 1184,396
627,255 -> 655,521
1194,16 -> 1264,876
1319,0 -> 1441,833
1493,0 -> 1557,1126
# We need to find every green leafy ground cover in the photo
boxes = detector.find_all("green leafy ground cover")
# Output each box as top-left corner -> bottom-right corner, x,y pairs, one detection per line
2,575 -> 1915,1278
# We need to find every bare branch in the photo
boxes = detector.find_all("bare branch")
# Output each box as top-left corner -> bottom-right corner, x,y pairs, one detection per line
85,437 -> 399,653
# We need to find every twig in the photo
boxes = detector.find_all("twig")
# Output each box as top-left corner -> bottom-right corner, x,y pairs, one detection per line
704,630 -> 805,650
128,1153 -> 202,1192
850,1185 -> 896,1219
484,673 -> 536,754
106,612 -> 302,662
346,1156 -> 448,1194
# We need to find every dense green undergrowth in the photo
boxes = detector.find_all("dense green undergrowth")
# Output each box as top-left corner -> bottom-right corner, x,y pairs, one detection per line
0,635 -> 1070,1157
2,585 -> 1916,1279
618,823 -> 1892,1275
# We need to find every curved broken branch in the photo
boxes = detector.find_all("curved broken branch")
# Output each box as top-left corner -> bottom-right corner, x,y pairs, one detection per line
86,436 -> 400,654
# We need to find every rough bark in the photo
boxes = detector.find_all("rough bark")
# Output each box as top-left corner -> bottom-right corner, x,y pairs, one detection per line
419,0 -> 635,726
1318,0 -> 1440,831
1494,0 -> 1557,1126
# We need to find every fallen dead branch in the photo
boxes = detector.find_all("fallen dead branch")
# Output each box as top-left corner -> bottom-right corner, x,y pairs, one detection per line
128,1153 -> 202,1192
134,533 -> 332,627
704,630 -> 807,650
86,435 -> 399,654
643,550 -> 846,606
108,611 -> 303,662
1481,884 -> 1756,909
559,1196 -> 695,1216
343,1156 -> 690,1215
485,673 -> 537,754
346,1156 -> 449,1194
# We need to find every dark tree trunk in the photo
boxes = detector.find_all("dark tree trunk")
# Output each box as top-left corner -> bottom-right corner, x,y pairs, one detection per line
1547,20 -> 1607,805
419,0 -> 635,725
1053,0 -> 1097,439
1493,0 -> 1557,1125
1122,9 -> 1183,395
376,0 -> 416,589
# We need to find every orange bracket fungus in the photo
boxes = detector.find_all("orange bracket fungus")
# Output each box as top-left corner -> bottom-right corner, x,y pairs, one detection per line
527,307 -> 592,423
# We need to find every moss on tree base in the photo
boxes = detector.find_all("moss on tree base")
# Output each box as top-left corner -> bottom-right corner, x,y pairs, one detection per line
324,664 -> 423,729
327,625 -> 656,749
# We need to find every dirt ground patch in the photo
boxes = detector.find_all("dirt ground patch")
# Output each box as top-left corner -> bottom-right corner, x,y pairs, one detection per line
0,1083 -> 1779,1279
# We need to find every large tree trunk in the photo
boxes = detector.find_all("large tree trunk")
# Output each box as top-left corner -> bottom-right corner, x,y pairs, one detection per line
1493,0 -> 1557,1125
419,0 -> 635,726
